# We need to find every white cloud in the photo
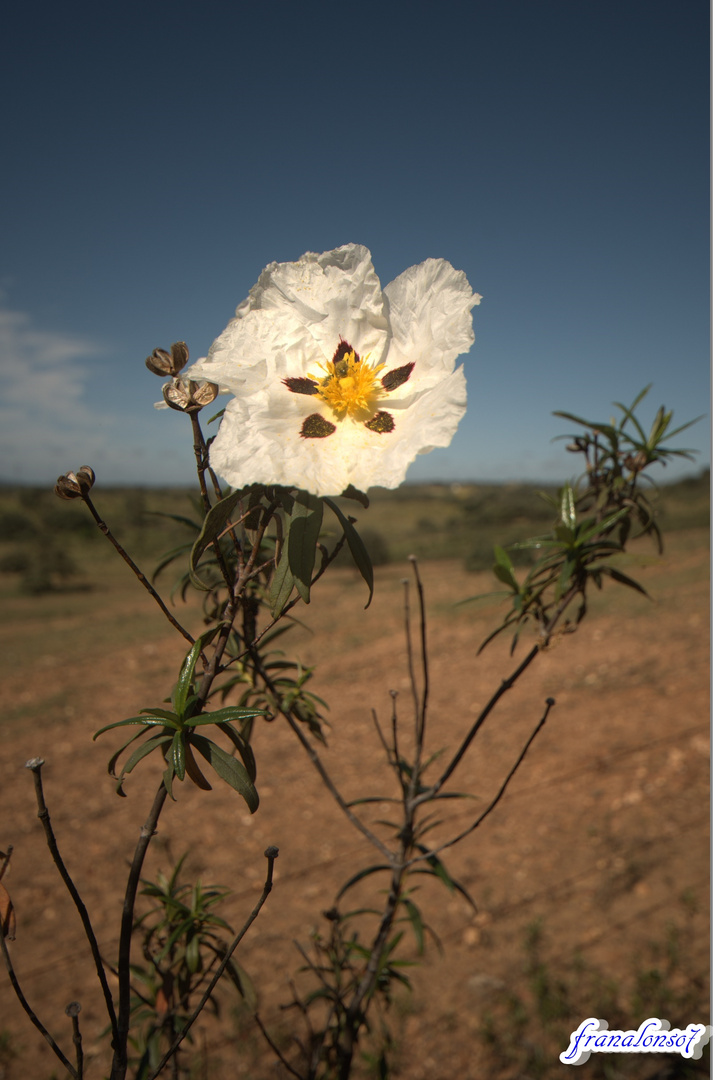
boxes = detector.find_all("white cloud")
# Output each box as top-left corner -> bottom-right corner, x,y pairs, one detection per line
0,306 -> 116,482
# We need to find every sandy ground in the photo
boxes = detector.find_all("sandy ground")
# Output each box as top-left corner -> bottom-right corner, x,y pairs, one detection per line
0,532 -> 709,1079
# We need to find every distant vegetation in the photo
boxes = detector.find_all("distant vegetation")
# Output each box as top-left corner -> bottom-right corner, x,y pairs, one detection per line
0,470 -> 708,595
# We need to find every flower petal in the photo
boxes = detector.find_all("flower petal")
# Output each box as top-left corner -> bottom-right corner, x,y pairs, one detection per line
383,258 -> 480,383
189,245 -> 390,391
189,245 -> 478,497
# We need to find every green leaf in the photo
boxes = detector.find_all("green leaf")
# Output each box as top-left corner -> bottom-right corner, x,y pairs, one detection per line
173,625 -> 222,717
413,845 -> 477,910
122,733 -> 173,777
492,545 -> 518,590
286,491 -> 323,603
189,489 -> 245,590
598,565 -> 650,597
216,721 -> 257,782
401,898 -> 425,956
190,734 -> 259,812
340,485 -> 370,508
324,497 -> 374,607
268,537 -> 295,617
574,507 -> 629,545
140,707 -> 184,723
335,864 -> 391,901
560,484 -> 576,529
94,715 -> 177,739
186,705 -> 266,725
171,731 -> 186,781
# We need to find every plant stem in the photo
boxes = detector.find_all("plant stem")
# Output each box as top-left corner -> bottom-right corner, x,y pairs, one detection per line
25,759 -> 119,1050
145,847 -> 279,1080
110,781 -> 168,1080
81,494 -> 196,649
0,929 -> 78,1079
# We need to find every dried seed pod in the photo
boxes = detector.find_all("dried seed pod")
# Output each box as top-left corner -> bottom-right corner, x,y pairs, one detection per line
146,342 -> 189,377
162,377 -> 219,412
54,467 -> 95,500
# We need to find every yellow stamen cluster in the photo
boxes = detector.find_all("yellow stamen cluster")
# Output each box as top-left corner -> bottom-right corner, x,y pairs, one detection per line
309,350 -> 385,420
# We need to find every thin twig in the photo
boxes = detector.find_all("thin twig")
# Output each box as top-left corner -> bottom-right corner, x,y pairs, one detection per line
278,703 -> 393,861
24,759 -> 119,1049
423,583 -> 581,804
190,413 -> 237,593
409,556 -> 429,749
406,697 -> 555,866
389,691 -> 400,780
0,929 -> 78,1079
66,1002 -> 84,1080
338,855 -> 406,1080
145,847 -> 279,1080
81,493 -> 196,649
254,1012 -> 304,1080
371,708 -> 392,764
401,577 -> 420,742
111,781 -> 168,1080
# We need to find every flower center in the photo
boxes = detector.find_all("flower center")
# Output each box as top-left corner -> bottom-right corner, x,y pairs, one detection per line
309,348 -> 385,421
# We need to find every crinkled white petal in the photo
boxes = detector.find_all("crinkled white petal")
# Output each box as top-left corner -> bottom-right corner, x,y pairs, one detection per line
383,259 -> 481,381
206,366 -> 467,497
189,245 -> 389,393
191,244 -> 479,496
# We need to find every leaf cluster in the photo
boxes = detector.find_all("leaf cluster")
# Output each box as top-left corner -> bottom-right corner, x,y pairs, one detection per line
94,629 -> 264,811
128,856 -> 254,1078
471,388 -> 701,652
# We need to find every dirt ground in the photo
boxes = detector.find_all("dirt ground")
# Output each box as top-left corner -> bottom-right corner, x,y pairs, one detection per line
0,529 -> 709,1079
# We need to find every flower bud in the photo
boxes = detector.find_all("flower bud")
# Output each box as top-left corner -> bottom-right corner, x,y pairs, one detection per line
162,377 -> 219,413
54,466 -> 96,500
146,342 -> 189,377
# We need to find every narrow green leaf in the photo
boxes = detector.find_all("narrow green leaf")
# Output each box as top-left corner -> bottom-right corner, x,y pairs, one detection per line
171,731 -> 186,781
94,716 -> 177,739
189,489 -> 244,590
190,734 -> 259,813
187,706 -> 266,725
560,484 -> 576,529
140,708 -> 183,723
216,721 -> 257,782
324,497 -> 374,607
122,733 -> 173,777
173,625 -> 222,717
599,565 -> 651,597
286,491 -> 323,603
575,507 -> 629,546
335,864 -> 391,901
413,846 -> 477,910
268,538 -> 295,617
401,898 -> 425,955
106,728 -> 146,776
340,485 -> 370,508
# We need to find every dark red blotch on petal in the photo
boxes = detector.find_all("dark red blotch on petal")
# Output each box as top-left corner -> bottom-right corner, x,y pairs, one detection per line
364,411 -> 395,434
301,414 -> 337,439
381,363 -> 415,392
332,338 -> 360,365
284,377 -> 318,395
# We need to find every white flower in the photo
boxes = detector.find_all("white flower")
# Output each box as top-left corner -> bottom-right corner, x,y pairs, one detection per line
189,244 -> 480,498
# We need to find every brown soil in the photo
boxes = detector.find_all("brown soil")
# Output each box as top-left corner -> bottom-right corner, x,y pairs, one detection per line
0,532 -> 709,1079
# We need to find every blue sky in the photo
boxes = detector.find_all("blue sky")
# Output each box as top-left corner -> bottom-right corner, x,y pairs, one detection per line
1,0 -> 709,487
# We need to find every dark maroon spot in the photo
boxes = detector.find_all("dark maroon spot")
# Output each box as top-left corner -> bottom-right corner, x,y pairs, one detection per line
283,376 -> 318,395
300,413 -> 337,439
332,338 -> 359,365
381,362 -> 415,392
364,411 -> 395,434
